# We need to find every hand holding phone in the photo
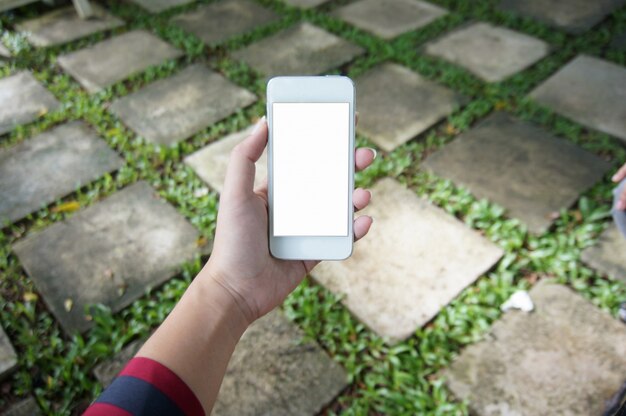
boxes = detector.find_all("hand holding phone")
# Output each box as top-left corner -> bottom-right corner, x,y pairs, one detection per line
204,115 -> 374,323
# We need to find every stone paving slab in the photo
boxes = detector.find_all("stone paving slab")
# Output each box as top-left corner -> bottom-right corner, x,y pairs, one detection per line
282,0 -> 331,8
231,22 -> 364,77
312,178 -> 504,343
445,281 -> 626,415
13,181 -> 201,333
334,0 -> 447,40
0,325 -> 17,380
172,0 -> 278,46
110,64 -> 256,145
128,0 -> 195,13
58,30 -> 183,94
16,5 -> 124,47
185,125 -> 267,193
530,55 -> 626,144
499,0 -> 626,34
424,22 -> 549,82
94,310 -> 347,415
1,397 -> 41,416
0,121 -> 124,225
582,224 -> 626,282
355,63 -> 465,152
214,310 -> 347,415
423,113 -> 610,234
0,71 -> 60,136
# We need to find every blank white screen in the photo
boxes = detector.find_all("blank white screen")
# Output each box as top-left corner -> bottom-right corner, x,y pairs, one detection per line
273,102 -> 350,237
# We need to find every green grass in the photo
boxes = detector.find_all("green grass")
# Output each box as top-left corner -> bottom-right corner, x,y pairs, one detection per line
1,0 -> 626,414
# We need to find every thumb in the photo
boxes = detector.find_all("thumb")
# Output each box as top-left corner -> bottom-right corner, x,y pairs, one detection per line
223,117 -> 268,197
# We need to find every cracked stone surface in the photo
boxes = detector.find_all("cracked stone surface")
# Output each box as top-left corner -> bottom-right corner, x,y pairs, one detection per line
499,0 -> 626,34
0,121 -> 124,224
334,0 -> 447,39
423,112 -> 610,234
1,397 -> 41,416
94,310 -> 347,416
185,125 -> 267,193
13,182 -> 201,333
172,0 -> 278,45
582,224 -> 626,282
445,281 -> 626,416
530,54 -> 626,144
424,22 -> 549,82
0,71 -> 60,136
355,63 -> 465,152
231,22 -> 364,77
110,64 -> 256,145
58,30 -> 182,93
0,325 -> 17,380
16,5 -> 123,47
311,178 -> 504,343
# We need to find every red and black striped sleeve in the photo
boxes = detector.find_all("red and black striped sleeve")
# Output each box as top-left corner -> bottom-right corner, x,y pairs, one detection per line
84,357 -> 204,416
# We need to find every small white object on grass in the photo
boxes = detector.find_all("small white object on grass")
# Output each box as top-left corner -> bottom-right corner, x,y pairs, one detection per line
501,290 -> 534,313
193,187 -> 209,198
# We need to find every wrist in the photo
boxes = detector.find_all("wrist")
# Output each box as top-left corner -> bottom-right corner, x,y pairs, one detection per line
189,268 -> 251,342
194,261 -> 255,332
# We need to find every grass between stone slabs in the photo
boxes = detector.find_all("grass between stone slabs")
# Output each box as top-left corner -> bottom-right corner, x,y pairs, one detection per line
1,0 -> 625,414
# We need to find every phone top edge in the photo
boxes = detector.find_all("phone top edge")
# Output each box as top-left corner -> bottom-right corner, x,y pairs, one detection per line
267,76 -> 355,100
267,75 -> 354,83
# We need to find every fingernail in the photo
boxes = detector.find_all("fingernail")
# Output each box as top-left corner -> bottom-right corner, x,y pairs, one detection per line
368,148 -> 377,159
612,174 -> 618,182
252,116 -> 266,134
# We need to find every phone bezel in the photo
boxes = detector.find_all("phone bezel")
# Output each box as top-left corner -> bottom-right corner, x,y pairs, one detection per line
267,76 -> 355,260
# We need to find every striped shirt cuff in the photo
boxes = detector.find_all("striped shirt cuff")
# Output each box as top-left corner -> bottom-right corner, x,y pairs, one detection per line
84,357 -> 204,416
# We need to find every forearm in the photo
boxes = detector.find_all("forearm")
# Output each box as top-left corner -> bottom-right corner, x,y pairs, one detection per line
136,268 -> 249,414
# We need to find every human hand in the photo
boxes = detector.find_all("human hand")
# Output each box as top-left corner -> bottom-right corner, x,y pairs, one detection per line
200,117 -> 375,324
612,162 -> 626,210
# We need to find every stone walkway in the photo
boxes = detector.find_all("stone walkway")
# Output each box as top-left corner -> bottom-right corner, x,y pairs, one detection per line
445,281 -> 626,415
423,112 -> 611,233
0,0 -> 625,414
110,64 -> 257,145
0,71 -> 59,135
424,22 -> 550,83
58,29 -> 183,93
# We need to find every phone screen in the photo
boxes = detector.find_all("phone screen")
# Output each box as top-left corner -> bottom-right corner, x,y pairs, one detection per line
272,102 -> 350,237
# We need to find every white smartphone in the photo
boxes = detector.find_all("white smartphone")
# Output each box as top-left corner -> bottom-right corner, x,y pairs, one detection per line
267,76 -> 355,260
